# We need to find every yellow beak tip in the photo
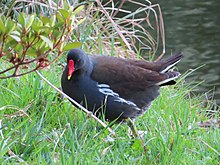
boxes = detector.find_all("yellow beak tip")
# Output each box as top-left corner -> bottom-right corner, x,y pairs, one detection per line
68,75 -> 71,80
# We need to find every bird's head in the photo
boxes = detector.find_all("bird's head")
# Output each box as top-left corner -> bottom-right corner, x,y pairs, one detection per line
66,48 -> 88,80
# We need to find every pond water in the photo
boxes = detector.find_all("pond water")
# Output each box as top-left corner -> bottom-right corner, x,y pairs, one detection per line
103,0 -> 220,104
155,0 -> 220,104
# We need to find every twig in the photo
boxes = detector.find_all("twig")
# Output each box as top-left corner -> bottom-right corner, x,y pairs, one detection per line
8,149 -> 28,164
193,138 -> 220,156
35,71 -> 116,137
96,0 -> 132,50
151,3 -> 165,61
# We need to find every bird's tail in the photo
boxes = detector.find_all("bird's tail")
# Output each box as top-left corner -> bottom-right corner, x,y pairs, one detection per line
156,52 -> 183,86
159,52 -> 183,73
157,71 -> 181,86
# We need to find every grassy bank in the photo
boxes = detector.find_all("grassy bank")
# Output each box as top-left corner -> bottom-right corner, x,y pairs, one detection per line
0,62 -> 219,164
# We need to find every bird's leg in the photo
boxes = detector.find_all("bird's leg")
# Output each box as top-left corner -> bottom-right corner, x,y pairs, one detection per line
126,118 -> 148,158
126,118 -> 139,138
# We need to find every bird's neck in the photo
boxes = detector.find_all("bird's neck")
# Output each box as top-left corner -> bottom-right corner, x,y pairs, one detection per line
72,56 -> 93,79
81,56 -> 93,75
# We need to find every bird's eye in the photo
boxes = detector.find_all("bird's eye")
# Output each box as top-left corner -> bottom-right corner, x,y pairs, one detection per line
77,59 -> 80,62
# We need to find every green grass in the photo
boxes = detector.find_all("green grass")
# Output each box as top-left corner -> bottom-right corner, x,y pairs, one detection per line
0,62 -> 219,165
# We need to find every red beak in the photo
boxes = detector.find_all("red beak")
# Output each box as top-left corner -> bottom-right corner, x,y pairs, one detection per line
68,60 -> 75,80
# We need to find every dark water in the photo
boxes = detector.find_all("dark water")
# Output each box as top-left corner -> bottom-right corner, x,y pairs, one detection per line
155,0 -> 220,104
103,0 -> 220,104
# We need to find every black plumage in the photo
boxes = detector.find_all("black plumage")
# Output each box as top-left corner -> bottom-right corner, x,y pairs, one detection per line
61,49 -> 183,122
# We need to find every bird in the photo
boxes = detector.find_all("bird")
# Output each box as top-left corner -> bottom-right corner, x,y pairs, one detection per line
61,48 -> 183,122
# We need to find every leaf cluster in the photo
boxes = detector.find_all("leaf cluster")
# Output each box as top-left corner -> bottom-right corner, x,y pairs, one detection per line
0,2 -> 84,79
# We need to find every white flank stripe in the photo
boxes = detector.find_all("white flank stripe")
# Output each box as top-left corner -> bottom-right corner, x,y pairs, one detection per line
114,97 -> 137,107
98,84 -> 110,88
98,83 -> 138,107
99,88 -> 119,97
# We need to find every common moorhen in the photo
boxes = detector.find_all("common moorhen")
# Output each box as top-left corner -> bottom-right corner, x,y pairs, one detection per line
61,49 -> 183,122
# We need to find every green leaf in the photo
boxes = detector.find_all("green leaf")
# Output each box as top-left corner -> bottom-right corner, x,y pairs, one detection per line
10,31 -> 20,36
40,16 -> 51,25
40,35 -> 53,49
73,5 -> 85,15
18,13 -> 25,28
4,37 -> 17,48
0,19 -> 5,33
53,22 -> 65,29
9,34 -> 21,42
56,12 -> 65,22
5,19 -> 16,34
77,17 -> 86,26
63,42 -> 82,51
26,15 -> 35,30
0,15 -> 6,22
32,18 -> 43,32
27,48 -> 38,57
14,44 -> 23,53
50,15 -> 56,27
58,9 -> 70,19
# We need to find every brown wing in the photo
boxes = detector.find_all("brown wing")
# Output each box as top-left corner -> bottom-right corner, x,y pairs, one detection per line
91,55 -> 168,86
90,55 -> 171,107
126,52 -> 183,72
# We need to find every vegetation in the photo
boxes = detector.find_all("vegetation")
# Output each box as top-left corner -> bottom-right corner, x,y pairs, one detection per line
0,1 -> 83,78
0,68 -> 219,164
0,0 -> 219,164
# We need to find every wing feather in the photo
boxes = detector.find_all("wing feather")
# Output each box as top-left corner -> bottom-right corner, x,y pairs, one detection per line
91,56 -> 166,107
